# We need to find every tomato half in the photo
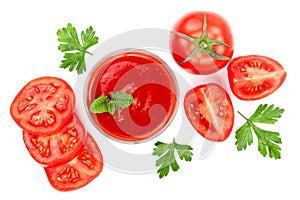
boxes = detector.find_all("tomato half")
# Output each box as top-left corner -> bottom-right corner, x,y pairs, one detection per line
23,113 -> 86,167
227,55 -> 287,100
10,76 -> 75,135
184,83 -> 234,142
44,133 -> 103,191
170,11 -> 234,75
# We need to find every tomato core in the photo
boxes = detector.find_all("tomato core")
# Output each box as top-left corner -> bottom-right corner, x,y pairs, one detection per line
200,41 -> 208,49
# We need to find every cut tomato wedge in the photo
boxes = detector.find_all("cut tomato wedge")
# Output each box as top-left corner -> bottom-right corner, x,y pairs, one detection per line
227,55 -> 287,100
44,133 -> 103,191
184,83 -> 234,142
23,113 -> 86,167
10,76 -> 75,135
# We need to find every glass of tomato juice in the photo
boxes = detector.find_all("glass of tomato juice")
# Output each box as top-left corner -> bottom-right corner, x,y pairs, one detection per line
85,49 -> 178,143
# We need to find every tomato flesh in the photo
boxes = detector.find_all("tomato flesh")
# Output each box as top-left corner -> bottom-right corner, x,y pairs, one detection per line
86,50 -> 177,142
184,83 -> 234,142
227,55 -> 287,100
10,76 -> 75,135
23,113 -> 86,166
44,133 -> 103,191
170,11 -> 234,75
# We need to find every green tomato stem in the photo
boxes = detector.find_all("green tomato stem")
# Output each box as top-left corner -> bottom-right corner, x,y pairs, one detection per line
172,12 -> 231,64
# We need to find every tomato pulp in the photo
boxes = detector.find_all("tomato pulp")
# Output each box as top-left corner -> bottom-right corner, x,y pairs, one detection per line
23,113 -> 86,166
86,50 -> 177,142
44,133 -> 103,191
10,76 -> 75,135
227,55 -> 287,100
184,83 -> 234,142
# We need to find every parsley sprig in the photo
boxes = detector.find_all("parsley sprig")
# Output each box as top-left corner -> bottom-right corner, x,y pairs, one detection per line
57,23 -> 98,74
153,138 -> 193,178
235,104 -> 284,159
90,93 -> 134,115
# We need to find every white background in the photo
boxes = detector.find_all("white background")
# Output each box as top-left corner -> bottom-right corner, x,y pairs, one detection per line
0,0 -> 299,199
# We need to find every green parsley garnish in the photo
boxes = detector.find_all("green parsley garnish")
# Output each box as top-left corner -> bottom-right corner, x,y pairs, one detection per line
153,138 -> 193,178
57,23 -> 98,74
236,104 -> 284,159
90,93 -> 134,115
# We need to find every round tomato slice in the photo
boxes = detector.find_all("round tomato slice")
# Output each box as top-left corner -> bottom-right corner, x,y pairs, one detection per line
23,113 -> 86,167
184,83 -> 234,142
170,11 -> 234,75
10,76 -> 75,135
227,55 -> 287,100
44,133 -> 103,191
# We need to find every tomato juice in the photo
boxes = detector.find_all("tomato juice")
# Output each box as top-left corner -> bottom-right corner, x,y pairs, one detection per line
86,49 -> 178,143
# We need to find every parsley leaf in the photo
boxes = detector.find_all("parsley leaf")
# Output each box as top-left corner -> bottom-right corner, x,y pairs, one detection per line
60,52 -> 85,74
236,104 -> 284,159
89,96 -> 107,113
252,125 -> 282,159
235,123 -> 253,151
249,104 -> 284,124
110,93 -> 135,108
81,26 -> 99,50
153,138 -> 193,178
57,23 -> 98,74
90,93 -> 134,115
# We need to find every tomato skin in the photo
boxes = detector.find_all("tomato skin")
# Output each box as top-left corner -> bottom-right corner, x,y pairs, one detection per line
44,133 -> 103,192
170,11 -> 234,75
23,113 -> 86,167
10,76 -> 75,135
184,83 -> 234,142
227,55 -> 287,100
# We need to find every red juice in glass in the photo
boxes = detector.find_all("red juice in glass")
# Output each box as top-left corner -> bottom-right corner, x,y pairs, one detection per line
86,49 -> 178,143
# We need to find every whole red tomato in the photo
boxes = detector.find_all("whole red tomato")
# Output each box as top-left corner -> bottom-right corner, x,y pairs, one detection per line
170,11 -> 234,75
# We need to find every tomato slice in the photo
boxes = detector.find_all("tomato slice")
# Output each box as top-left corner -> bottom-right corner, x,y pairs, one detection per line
23,113 -> 86,167
184,83 -> 234,142
227,55 -> 287,100
44,133 -> 103,191
10,76 -> 75,135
